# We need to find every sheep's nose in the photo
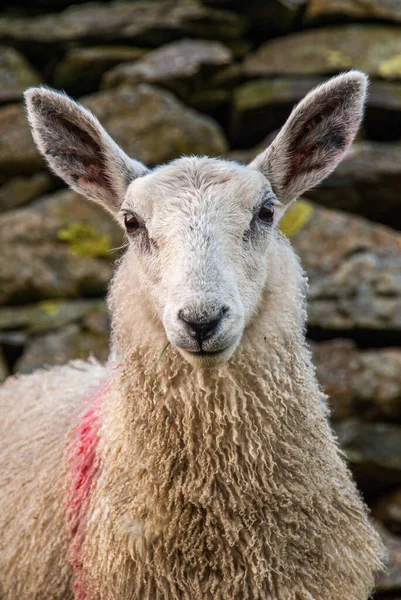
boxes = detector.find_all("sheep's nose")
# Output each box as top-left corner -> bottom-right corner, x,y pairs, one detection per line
178,307 -> 227,343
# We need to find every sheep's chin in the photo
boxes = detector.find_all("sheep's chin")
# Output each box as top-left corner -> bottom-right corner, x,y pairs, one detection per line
176,344 -> 237,368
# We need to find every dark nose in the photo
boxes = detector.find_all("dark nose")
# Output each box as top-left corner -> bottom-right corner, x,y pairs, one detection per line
179,307 -> 227,343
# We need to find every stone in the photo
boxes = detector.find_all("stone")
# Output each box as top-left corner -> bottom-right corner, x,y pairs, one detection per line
373,490 -> 401,535
375,523 -> 401,592
203,0 -> 306,36
242,25 -> 401,80
0,347 -> 7,383
0,299 -> 107,341
211,62 -> 244,89
0,173 -> 52,213
231,78 -> 401,146
0,299 -> 109,375
0,189 -> 122,304
186,62 -> 242,112
231,78 -> 319,146
82,84 -> 227,166
187,88 -> 231,113
0,103 -> 43,182
0,1 -> 245,46
311,339 -> 401,421
0,84 -> 227,182
2,0 -> 88,7
335,420 -> 401,489
227,131 -> 278,164
103,39 -> 232,100
0,46 -> 42,104
306,0 -> 401,24
369,80 -> 401,111
287,201 -> 401,331
307,142 -> 401,228
365,81 -> 401,140
15,322 -> 109,374
54,46 -> 147,95
237,0 -> 306,37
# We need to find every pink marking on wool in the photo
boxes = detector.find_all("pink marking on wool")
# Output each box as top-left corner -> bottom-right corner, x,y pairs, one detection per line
66,383 -> 108,599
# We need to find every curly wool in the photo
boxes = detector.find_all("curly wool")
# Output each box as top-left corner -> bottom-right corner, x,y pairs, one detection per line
0,234 -> 384,600
76,339 -> 382,600
0,359 -> 107,600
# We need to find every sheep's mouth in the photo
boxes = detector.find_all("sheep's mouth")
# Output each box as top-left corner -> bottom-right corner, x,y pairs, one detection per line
189,346 -> 230,357
174,337 -> 241,366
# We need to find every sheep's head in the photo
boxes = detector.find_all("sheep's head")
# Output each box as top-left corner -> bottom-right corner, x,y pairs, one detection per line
25,72 -> 367,367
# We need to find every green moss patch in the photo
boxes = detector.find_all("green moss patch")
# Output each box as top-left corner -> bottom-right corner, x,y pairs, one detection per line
380,54 -> 401,79
279,200 -> 314,237
57,222 -> 111,258
38,299 -> 62,317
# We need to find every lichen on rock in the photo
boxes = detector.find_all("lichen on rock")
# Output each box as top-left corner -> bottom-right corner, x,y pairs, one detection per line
57,222 -> 112,258
243,25 -> 401,79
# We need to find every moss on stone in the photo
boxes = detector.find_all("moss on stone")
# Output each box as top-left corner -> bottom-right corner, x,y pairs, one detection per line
57,222 -> 111,258
379,54 -> 401,79
38,300 -> 62,317
243,25 -> 401,79
323,50 -> 353,69
235,80 -> 291,112
279,200 -> 314,237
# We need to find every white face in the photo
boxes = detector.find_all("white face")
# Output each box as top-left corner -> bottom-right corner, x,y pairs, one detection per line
26,74 -> 366,369
120,157 -> 283,366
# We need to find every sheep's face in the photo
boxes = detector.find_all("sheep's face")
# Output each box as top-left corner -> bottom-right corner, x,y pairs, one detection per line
121,158 -> 283,365
25,72 -> 367,366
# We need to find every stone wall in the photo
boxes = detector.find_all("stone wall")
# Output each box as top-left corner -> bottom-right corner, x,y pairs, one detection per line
1,0 -> 401,593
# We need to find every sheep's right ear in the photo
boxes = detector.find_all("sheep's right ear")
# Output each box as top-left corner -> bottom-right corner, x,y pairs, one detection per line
25,87 -> 148,214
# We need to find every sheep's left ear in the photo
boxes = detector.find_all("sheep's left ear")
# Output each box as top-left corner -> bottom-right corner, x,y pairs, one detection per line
24,87 -> 149,215
250,71 -> 368,205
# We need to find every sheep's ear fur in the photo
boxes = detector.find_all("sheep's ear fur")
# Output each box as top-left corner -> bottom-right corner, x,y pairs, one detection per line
25,87 -> 148,214
250,71 -> 368,205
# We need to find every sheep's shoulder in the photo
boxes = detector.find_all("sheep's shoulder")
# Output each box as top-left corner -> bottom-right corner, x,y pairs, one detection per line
0,360 -> 107,600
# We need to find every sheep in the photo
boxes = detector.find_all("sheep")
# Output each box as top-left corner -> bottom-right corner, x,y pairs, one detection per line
0,71 -> 384,600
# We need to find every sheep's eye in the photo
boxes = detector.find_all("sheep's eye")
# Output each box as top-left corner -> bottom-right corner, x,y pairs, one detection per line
258,201 -> 274,223
124,213 -> 140,234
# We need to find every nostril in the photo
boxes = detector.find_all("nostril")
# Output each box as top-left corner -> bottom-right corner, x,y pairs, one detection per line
181,316 -> 220,340
178,307 -> 227,342
200,316 -> 221,338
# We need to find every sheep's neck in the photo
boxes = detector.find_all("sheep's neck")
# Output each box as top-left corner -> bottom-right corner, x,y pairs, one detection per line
105,338 -> 325,523
79,339 -> 379,599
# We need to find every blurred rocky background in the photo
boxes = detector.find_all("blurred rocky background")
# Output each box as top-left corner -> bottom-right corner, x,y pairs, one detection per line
0,0 -> 401,593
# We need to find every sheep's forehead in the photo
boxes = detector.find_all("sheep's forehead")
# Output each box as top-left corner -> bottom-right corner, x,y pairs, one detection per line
125,157 -> 271,226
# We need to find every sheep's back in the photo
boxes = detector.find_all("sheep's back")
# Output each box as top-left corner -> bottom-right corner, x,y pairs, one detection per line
0,359 -> 107,600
